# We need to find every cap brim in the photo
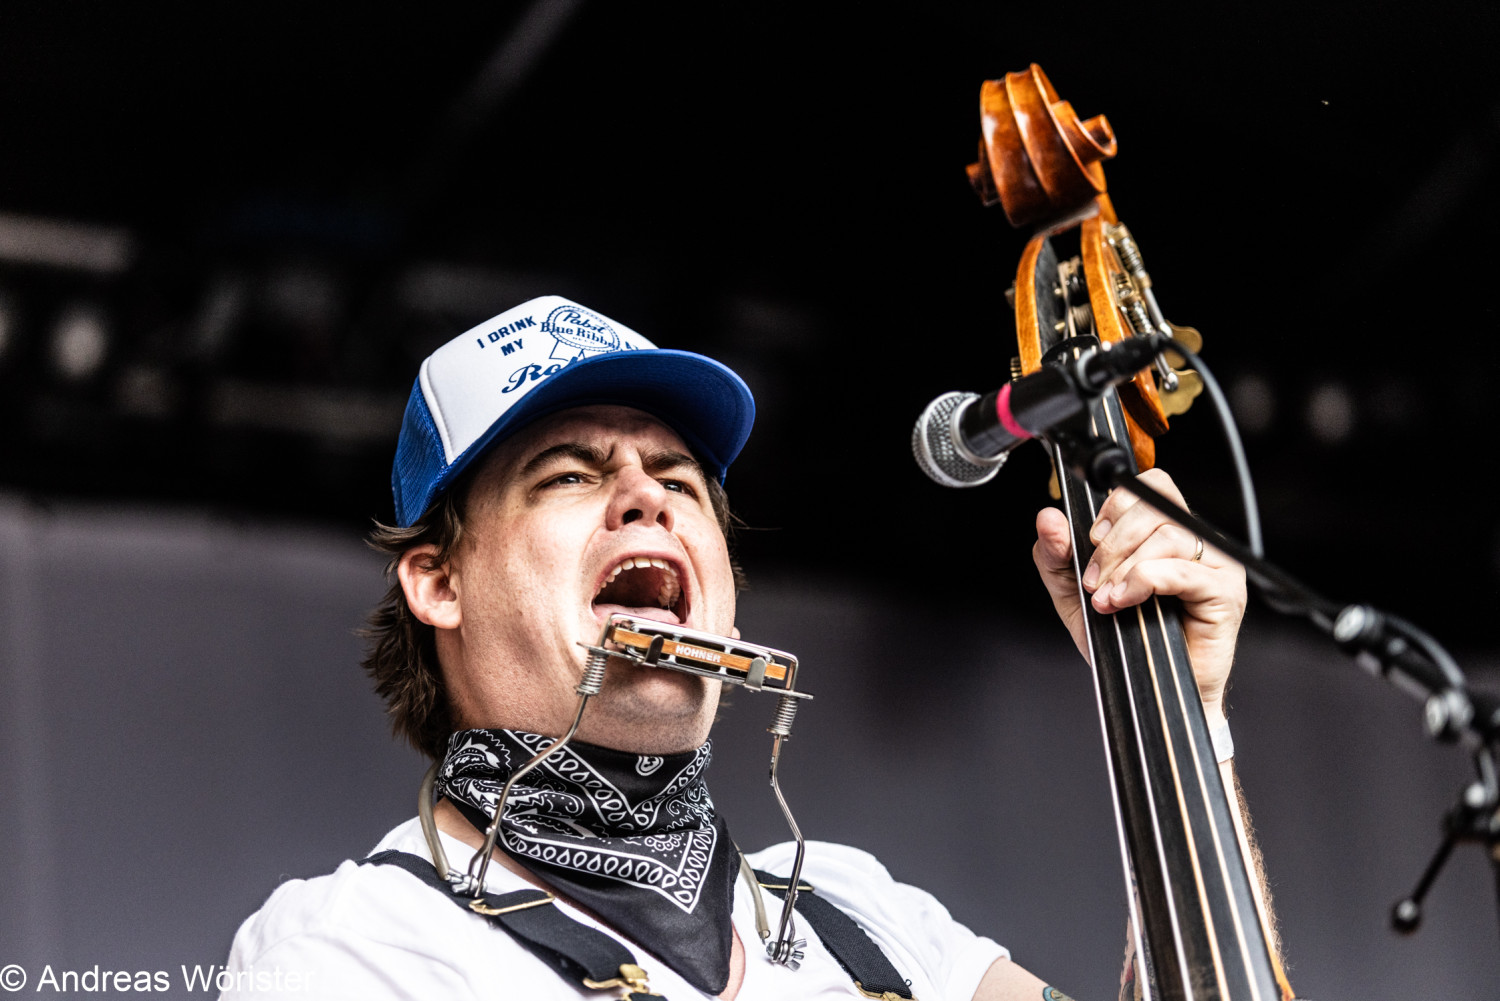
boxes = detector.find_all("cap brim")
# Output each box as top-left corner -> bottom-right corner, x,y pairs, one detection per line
427,348 -> 755,509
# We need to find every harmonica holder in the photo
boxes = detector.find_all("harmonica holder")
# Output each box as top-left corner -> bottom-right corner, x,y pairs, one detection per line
578,614 -> 814,968
429,646 -> 610,898
417,613 -> 814,967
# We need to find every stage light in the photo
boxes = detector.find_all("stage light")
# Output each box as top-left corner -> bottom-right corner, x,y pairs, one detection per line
0,292 -> 15,363
0,212 -> 133,273
1306,382 -> 1355,444
50,304 -> 109,381
1229,373 -> 1276,434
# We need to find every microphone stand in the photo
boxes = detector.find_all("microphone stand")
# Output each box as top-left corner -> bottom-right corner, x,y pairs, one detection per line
1049,422 -> 1500,948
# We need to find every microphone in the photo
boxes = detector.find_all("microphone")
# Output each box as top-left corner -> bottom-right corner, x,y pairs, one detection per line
912,336 -> 1169,488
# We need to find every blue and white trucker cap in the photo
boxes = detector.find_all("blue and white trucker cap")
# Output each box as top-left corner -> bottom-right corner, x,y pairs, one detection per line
392,295 -> 755,527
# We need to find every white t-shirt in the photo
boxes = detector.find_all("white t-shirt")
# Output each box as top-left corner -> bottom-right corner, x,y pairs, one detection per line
220,819 -> 1009,1000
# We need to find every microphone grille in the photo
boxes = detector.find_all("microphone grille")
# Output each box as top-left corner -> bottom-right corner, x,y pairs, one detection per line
911,391 -> 1005,488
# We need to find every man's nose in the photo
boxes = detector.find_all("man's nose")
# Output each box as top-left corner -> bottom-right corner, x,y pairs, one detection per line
606,465 -> 674,532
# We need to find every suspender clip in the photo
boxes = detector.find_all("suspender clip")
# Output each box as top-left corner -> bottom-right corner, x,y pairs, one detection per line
756,880 -> 814,892
582,963 -> 660,998
467,892 -> 555,917
855,985 -> 915,1001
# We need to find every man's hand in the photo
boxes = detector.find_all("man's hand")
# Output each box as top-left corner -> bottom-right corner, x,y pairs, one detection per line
1031,467 -> 1246,721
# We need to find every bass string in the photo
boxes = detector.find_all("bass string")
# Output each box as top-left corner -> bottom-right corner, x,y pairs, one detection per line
1041,344 -> 1196,995
1042,279 -> 1263,996
1080,395 -> 1204,995
1144,597 -> 1272,1000
1080,357 -> 1277,1001
1088,371 -> 1267,968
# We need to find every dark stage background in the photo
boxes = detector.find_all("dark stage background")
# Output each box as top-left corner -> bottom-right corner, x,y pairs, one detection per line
2,3 -> 1499,998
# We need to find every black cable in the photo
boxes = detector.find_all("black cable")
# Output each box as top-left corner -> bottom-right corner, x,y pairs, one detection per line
1165,337 -> 1263,559
1099,469 -> 1341,623
1105,340 -> 1479,718
1383,611 -> 1469,693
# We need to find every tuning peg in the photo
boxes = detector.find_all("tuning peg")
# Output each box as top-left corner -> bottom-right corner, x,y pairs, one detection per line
1160,369 -> 1204,416
1162,323 -> 1202,367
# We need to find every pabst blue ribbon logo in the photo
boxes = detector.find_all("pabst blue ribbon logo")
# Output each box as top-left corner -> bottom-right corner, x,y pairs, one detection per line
542,305 -> 621,361
499,302 -> 641,395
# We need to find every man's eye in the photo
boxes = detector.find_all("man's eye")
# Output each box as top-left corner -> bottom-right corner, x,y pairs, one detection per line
661,479 -> 696,496
544,471 -> 587,487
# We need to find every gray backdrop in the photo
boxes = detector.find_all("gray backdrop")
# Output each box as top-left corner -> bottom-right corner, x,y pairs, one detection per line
1,496 -> 1496,999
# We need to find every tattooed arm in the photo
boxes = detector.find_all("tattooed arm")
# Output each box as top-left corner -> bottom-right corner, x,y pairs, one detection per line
971,958 -> 1076,1001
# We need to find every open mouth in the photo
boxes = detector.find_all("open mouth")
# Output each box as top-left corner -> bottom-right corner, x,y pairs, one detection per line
592,556 -> 686,624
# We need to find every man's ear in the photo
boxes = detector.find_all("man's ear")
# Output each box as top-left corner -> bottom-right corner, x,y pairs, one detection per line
398,545 -> 462,630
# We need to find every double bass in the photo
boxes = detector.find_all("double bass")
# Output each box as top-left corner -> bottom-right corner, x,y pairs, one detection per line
962,65 -> 1295,1001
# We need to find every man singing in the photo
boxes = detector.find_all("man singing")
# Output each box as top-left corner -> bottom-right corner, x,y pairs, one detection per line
221,295 -> 1259,1000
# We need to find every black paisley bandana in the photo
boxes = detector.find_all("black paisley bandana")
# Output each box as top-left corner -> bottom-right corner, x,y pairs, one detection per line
438,728 -> 738,994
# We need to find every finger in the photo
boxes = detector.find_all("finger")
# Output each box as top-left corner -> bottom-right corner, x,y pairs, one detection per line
1089,467 -> 1188,546
1033,507 -> 1077,600
1090,555 -> 1247,619
1088,483 -> 1210,587
1035,507 -> 1073,569
1033,507 -> 1090,661
1090,557 -> 1247,710
1094,521 -> 1207,594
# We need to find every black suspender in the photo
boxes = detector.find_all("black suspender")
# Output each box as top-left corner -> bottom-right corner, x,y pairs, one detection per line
358,850 -> 917,1000
360,850 -> 661,999
753,870 -> 913,1001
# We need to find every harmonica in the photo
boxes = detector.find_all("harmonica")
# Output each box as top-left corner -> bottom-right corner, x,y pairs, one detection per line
583,613 -> 809,700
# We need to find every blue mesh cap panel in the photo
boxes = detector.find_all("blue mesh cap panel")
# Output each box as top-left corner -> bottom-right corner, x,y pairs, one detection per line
392,378 -> 451,526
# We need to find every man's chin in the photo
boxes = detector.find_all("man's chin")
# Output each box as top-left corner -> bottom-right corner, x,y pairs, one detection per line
576,661 -> 718,753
